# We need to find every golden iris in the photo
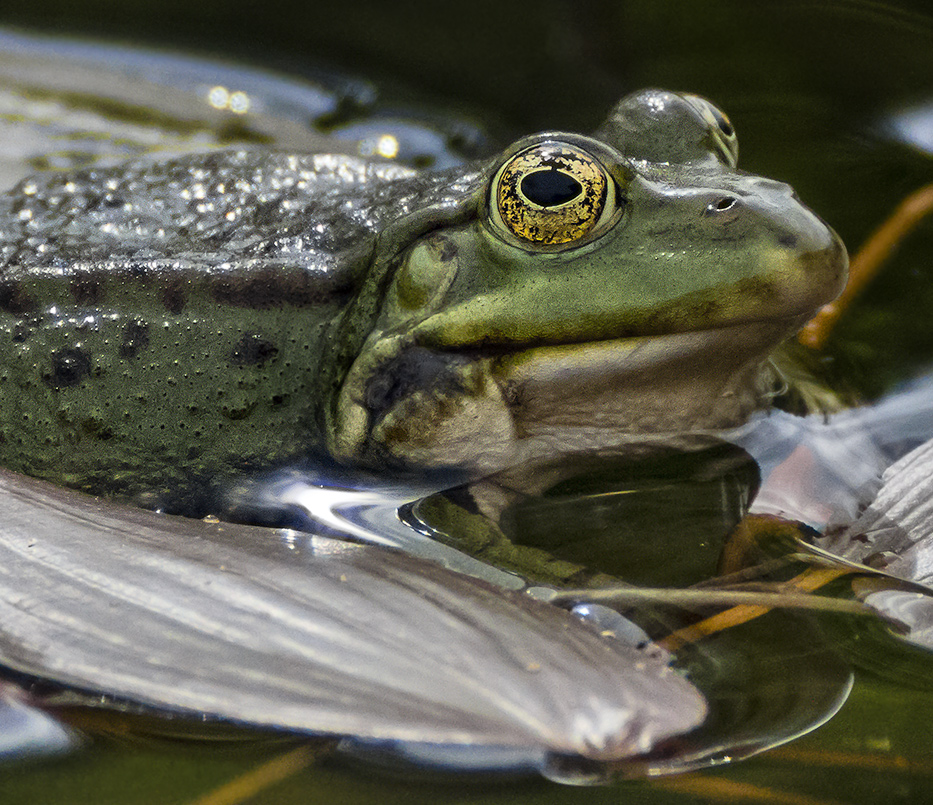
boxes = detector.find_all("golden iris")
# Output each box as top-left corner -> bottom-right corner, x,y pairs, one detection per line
492,143 -> 609,247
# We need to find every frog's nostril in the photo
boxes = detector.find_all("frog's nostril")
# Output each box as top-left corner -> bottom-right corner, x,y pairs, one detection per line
707,196 -> 737,214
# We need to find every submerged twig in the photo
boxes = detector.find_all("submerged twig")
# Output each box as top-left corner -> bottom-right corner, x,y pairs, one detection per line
550,583 -> 871,616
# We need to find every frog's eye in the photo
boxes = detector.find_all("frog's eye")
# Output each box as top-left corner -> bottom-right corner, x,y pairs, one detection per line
488,143 -> 620,249
683,94 -> 739,168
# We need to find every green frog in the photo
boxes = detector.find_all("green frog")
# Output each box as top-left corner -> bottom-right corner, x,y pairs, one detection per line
0,86 -> 846,511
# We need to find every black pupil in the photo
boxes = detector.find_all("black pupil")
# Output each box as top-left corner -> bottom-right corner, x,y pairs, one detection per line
520,170 -> 583,207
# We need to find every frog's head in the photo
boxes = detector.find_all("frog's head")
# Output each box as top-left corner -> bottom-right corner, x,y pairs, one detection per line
328,90 -> 847,475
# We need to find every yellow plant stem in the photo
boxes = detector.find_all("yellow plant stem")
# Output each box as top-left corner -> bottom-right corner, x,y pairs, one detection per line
800,182 -> 933,349
659,565 -> 852,651
653,773 -> 850,805
187,744 -> 322,805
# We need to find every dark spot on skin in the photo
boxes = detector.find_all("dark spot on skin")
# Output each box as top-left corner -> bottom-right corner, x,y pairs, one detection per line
734,276 -> 780,304
80,417 -> 114,440
862,551 -> 892,570
119,319 -> 150,358
0,282 -> 37,315
777,233 -> 798,248
44,347 -> 92,388
501,380 -> 534,438
434,234 -> 458,262
221,401 -> 256,420
11,315 -> 41,343
230,334 -> 279,367
70,276 -> 103,305
365,347 -> 471,423
214,120 -> 274,147
162,280 -> 187,314
377,421 -> 411,446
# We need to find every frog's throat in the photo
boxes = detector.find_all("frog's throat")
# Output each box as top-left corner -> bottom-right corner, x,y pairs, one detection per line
327,316 -> 804,475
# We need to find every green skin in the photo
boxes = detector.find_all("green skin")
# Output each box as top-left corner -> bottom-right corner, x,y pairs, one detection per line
0,89 -> 847,510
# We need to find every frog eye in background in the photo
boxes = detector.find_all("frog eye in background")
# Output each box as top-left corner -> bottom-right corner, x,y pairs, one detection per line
683,94 -> 740,168
489,143 -> 620,249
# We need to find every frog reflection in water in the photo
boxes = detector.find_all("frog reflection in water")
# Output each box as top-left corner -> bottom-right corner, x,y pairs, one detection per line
0,90 -> 846,511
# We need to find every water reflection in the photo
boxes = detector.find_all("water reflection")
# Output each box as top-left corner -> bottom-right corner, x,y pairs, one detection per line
225,469 -> 527,587
0,683 -> 75,762
735,373 -> 933,529
206,85 -> 250,114
883,101 -> 933,155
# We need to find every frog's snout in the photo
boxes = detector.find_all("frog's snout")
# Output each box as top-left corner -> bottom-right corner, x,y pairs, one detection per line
772,185 -> 848,295
796,225 -> 849,302
681,172 -> 849,310
703,176 -> 844,256
759,182 -> 849,306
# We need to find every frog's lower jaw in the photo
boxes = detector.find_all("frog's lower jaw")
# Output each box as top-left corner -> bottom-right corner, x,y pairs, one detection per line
329,333 -> 519,473
328,317 -> 803,476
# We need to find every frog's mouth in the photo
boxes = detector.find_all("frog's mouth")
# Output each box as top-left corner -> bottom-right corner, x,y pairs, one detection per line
328,217 -> 847,473
331,315 -> 805,476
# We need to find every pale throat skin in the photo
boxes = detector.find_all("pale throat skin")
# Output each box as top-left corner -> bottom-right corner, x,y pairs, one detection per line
0,89 -> 847,508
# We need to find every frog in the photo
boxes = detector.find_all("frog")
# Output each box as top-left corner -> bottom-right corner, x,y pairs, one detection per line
0,87 -> 847,512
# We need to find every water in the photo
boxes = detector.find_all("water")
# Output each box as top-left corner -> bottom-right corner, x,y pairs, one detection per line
4,1 -> 933,802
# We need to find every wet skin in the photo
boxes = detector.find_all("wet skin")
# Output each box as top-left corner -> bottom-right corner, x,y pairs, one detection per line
0,89 -> 847,508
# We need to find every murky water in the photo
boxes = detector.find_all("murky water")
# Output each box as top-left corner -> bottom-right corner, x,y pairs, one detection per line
4,1 -> 933,802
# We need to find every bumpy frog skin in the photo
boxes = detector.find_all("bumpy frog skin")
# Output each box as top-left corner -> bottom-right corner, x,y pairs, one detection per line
0,88 -> 846,508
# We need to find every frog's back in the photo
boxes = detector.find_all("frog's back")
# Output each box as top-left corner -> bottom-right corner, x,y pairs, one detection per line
0,149 -> 418,290
0,146 -> 469,509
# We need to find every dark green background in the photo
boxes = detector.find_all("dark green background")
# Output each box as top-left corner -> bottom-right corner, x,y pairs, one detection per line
5,1 -> 933,803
